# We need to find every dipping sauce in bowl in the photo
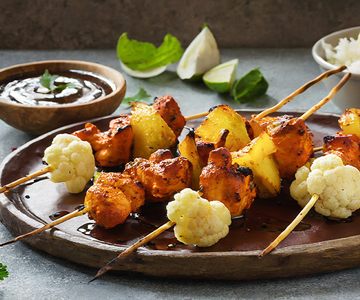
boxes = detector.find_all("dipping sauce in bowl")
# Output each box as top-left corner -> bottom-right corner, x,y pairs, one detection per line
0,60 -> 126,135
0,70 -> 116,106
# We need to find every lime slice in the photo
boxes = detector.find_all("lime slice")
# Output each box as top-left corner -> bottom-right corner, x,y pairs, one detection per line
119,60 -> 167,78
203,59 -> 239,93
177,27 -> 221,80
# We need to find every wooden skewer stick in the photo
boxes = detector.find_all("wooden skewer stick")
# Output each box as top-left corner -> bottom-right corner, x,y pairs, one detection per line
90,220 -> 176,282
259,193 -> 319,258
0,205 -> 90,247
300,73 -> 351,121
0,166 -> 52,194
313,146 -> 323,152
185,111 -> 209,121
254,66 -> 347,121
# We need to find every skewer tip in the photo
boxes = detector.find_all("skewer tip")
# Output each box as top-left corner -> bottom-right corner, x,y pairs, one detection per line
0,239 -> 16,247
89,258 -> 118,283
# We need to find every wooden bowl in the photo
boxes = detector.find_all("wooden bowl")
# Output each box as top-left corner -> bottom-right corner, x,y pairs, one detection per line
0,60 -> 126,135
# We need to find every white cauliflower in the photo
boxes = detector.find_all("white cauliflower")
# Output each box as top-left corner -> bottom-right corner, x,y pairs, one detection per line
43,134 -> 95,194
166,188 -> 231,247
290,154 -> 360,219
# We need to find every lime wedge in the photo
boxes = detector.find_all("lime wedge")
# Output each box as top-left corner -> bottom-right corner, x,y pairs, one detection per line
203,59 -> 238,93
177,27 -> 221,80
119,60 -> 167,78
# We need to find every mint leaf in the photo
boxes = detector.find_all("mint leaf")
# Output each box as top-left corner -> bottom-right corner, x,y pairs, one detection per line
0,263 -> 9,280
39,70 -> 78,93
120,88 -> 154,109
232,68 -> 268,103
117,33 -> 184,71
39,69 -> 51,89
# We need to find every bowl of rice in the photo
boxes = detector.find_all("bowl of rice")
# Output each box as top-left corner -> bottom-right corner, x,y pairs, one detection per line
312,26 -> 360,111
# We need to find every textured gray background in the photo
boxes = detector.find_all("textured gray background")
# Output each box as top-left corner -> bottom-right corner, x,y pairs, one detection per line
0,0 -> 359,49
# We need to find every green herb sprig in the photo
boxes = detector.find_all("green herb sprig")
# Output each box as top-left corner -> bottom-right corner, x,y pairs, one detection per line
120,88 -> 155,109
0,263 -> 9,280
39,70 -> 77,93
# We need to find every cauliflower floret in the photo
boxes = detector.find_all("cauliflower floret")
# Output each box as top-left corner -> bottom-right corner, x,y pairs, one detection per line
43,134 -> 95,194
290,154 -> 360,219
166,188 -> 231,247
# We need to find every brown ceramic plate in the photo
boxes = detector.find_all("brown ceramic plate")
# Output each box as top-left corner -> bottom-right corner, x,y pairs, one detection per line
1,110 -> 359,280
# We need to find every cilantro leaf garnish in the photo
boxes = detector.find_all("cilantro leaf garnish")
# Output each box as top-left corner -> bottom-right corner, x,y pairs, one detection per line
120,88 -> 155,109
117,33 -> 184,71
0,263 -> 9,280
39,70 -> 77,93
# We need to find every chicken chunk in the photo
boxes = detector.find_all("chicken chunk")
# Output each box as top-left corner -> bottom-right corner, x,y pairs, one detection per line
123,149 -> 193,202
323,133 -> 360,170
199,147 -> 258,217
73,115 -> 133,167
84,172 -> 145,229
151,95 -> 186,138
252,115 -> 314,178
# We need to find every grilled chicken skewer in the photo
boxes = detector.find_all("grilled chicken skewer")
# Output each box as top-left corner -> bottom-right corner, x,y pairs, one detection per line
259,74 -> 354,256
0,150 -> 192,246
249,73 -> 351,179
0,134 -> 95,195
0,95 -> 187,194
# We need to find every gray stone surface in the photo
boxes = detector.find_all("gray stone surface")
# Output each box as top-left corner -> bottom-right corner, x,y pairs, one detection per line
0,0 -> 360,49
0,49 -> 356,299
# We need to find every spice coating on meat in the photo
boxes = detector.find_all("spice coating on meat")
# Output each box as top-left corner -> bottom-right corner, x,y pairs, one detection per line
323,133 -> 360,170
123,149 -> 193,202
73,115 -> 133,167
199,147 -> 258,217
257,115 -> 314,178
152,95 -> 186,138
84,172 -> 145,228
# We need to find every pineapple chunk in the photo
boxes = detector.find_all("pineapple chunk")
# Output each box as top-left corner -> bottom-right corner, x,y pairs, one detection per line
232,131 -> 281,198
195,105 -> 251,152
131,102 -> 176,158
178,130 -> 202,190
339,108 -> 360,139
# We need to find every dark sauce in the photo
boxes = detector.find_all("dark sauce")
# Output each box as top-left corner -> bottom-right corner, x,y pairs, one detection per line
0,70 -> 115,106
71,178 -> 360,253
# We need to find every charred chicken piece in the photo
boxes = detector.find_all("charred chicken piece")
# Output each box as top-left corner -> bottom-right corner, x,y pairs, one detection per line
323,133 -> 360,170
252,115 -> 314,179
199,147 -> 258,217
73,115 -> 133,167
84,172 -> 145,229
123,149 -> 193,202
151,95 -> 186,138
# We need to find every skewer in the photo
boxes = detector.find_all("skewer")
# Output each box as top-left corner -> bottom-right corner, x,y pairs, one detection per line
299,73 -> 351,121
3,69 -> 348,195
257,75 -> 352,257
254,66 -> 347,121
185,111 -> 209,121
0,205 -> 90,246
0,166 -> 51,194
259,194 -> 319,257
0,112 -> 208,195
90,220 -> 176,282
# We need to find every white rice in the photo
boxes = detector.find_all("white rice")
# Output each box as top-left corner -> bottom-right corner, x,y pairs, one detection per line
322,33 -> 360,73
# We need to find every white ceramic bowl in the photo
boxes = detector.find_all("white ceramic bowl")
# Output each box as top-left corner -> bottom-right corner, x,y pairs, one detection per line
312,26 -> 360,111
